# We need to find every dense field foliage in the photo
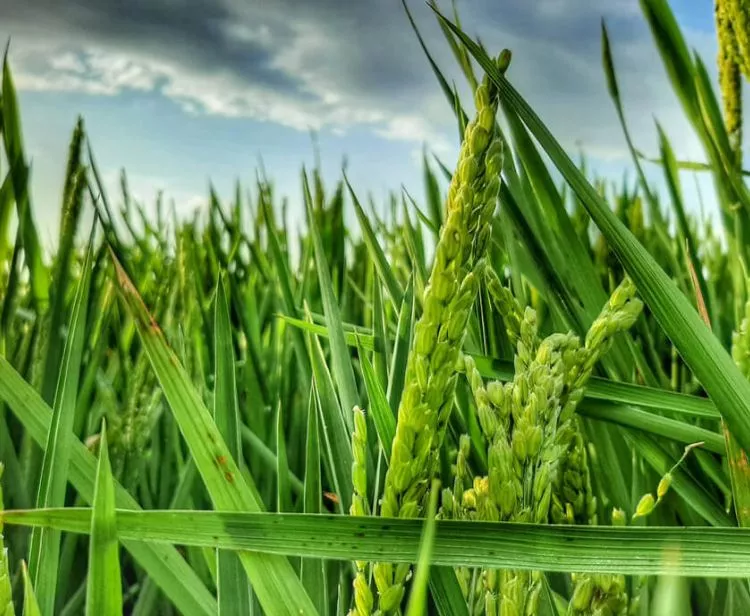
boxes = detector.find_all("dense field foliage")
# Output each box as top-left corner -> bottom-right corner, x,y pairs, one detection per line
2,0 -> 750,614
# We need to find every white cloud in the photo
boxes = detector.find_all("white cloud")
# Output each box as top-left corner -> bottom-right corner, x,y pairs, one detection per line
376,115 -> 452,151
3,0 -> 742,226
220,22 -> 273,46
12,45 -> 163,95
1,0 -> 457,150
6,35 -> 454,152
49,52 -> 86,73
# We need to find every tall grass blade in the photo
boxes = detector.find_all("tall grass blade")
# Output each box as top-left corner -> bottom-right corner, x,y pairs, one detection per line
9,508 -> 750,577
40,119 -> 86,407
657,124 -> 712,321
427,567 -> 469,616
348,177 -> 404,307
109,251 -> 318,616
400,0 -> 468,141
28,225 -> 94,616
275,402 -> 291,513
405,481 -> 439,616
357,340 -> 396,459
22,562 -> 41,616
85,423 -> 122,616
304,171 -> 359,430
1,51 -> 48,310
300,390 -> 328,615
305,310 -> 353,514
387,276 -> 415,414
258,187 -> 311,383
213,276 -> 252,616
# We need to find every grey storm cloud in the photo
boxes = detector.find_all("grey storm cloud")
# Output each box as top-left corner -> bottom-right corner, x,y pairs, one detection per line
1,0 -> 305,96
0,0 -> 442,94
0,0 -> 724,160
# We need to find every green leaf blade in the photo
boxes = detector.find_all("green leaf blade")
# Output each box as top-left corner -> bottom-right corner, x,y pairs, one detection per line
213,275 -> 252,616
110,251 -> 318,616
28,227 -> 94,616
85,424 -> 122,616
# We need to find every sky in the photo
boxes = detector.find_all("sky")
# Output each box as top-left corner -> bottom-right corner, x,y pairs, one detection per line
0,0 -> 744,252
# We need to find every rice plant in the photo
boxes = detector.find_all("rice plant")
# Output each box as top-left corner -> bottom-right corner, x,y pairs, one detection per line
1,0 -> 750,614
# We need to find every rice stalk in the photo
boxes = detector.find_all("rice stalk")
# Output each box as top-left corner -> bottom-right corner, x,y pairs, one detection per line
721,0 -> 750,79
715,0 -> 744,165
348,406 -> 375,616
372,53 -> 508,613
445,277 -> 642,615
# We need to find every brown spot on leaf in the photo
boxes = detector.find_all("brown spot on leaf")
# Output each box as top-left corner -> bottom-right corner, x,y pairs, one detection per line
149,315 -> 162,335
686,250 -> 711,328
109,247 -> 159,325
224,471 -> 234,483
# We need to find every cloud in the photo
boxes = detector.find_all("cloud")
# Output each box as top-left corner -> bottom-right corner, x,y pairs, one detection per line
0,0 -> 453,145
0,0 -> 736,170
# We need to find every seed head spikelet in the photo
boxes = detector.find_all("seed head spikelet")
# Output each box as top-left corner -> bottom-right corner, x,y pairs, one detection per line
720,0 -> 750,79
348,406 -> 374,616
373,53 -> 507,613
732,284 -> 750,378
452,276 -> 642,614
715,0 -> 744,163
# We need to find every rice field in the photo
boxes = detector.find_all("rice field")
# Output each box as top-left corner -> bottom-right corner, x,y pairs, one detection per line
1,0 -> 750,614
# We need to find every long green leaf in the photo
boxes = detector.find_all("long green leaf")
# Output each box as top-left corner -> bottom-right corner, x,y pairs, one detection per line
28,226 -> 94,616
22,562 -> 41,616
300,390 -> 328,615
276,402 -> 291,513
257,186 -> 312,384
213,276 -> 251,616
400,0 -> 468,141
657,123 -> 712,321
280,316 -> 721,421
305,308 -> 353,514
1,50 -> 48,309
85,424 -> 122,616
427,567 -> 469,616
387,276 -> 415,414
357,341 -> 396,460
304,171 -> 359,430
109,251 -> 318,616
406,482 -> 439,616
578,401 -> 724,453
239,426 -> 304,495
347,176 -> 404,308
8,509 -> 750,578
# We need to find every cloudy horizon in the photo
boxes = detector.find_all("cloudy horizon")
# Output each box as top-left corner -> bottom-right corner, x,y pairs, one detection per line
0,0 -> 744,253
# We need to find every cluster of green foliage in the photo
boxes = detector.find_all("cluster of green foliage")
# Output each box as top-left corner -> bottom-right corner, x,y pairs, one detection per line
1,0 -> 750,614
